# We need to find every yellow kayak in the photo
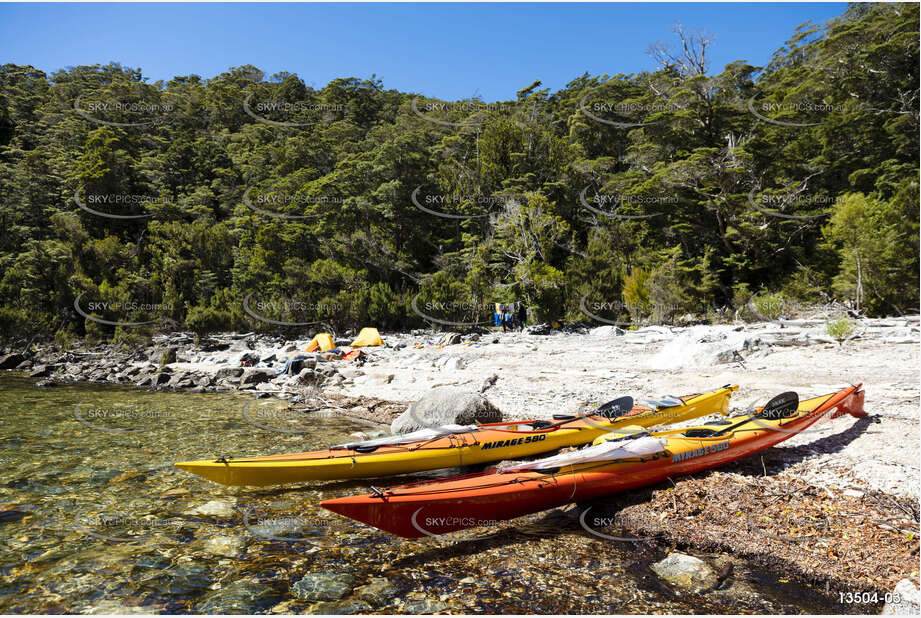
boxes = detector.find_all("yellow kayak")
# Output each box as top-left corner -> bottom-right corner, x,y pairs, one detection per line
175,385 -> 738,486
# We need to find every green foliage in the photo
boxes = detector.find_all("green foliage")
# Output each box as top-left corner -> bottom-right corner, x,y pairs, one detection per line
622,268 -> 651,322
0,4 -> 917,344
826,317 -> 856,343
823,192 -> 919,314
752,292 -> 786,320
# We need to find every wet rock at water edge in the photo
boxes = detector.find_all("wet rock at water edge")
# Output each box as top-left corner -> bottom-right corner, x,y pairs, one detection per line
186,499 -> 237,519
650,553 -> 720,592
355,577 -> 398,604
291,572 -> 355,601
29,363 -> 60,378
193,578 -> 273,614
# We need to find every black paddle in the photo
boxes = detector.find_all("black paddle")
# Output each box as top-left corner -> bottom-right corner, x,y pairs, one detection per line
549,395 -> 635,422
684,391 -> 799,438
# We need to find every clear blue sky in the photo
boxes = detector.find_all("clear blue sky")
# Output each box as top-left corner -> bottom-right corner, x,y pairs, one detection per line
0,2 -> 848,101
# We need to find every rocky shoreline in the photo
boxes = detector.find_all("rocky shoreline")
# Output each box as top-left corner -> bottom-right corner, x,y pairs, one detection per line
2,315 -> 919,611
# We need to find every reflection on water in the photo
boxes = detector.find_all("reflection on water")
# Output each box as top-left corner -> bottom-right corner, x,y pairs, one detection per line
0,374 -> 850,614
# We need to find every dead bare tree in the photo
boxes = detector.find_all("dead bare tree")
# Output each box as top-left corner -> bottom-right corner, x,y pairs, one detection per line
647,23 -> 716,77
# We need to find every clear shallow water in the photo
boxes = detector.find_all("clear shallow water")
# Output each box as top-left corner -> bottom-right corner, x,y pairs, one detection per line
0,374 -> 853,614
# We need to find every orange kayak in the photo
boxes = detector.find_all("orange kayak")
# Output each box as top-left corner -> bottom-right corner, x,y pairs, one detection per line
322,385 -> 865,538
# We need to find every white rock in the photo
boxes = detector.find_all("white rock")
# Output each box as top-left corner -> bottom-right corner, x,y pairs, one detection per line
589,325 -> 625,338
882,579 -> 921,615
187,499 -> 237,519
650,553 -> 719,592
444,357 -> 465,371
203,535 -> 246,558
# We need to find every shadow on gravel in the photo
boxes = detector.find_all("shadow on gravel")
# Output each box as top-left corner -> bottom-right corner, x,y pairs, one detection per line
728,413 -> 877,477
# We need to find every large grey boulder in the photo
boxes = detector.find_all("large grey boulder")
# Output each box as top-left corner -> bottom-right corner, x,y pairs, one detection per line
391,387 -> 502,433
650,553 -> 720,592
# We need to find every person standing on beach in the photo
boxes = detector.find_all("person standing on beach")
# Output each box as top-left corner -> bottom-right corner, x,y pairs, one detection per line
517,303 -> 527,330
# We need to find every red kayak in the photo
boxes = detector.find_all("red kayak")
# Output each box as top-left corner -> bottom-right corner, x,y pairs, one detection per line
322,385 -> 865,538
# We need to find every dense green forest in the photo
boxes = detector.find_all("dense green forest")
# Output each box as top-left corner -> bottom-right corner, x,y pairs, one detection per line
0,3 -> 917,343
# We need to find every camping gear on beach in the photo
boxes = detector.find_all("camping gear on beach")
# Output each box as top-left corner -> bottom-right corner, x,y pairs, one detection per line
173,385 -> 739,486
351,327 -> 383,347
321,385 -> 865,538
305,333 -> 335,352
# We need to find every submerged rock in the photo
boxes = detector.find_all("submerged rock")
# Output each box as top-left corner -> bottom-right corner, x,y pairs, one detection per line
82,600 -> 151,614
650,553 -> 719,592
291,572 -> 355,601
186,499 -> 237,519
306,600 -> 372,614
355,577 -> 398,604
203,535 -> 247,558
193,578 -> 273,614
391,386 -> 501,433
404,599 -> 448,613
